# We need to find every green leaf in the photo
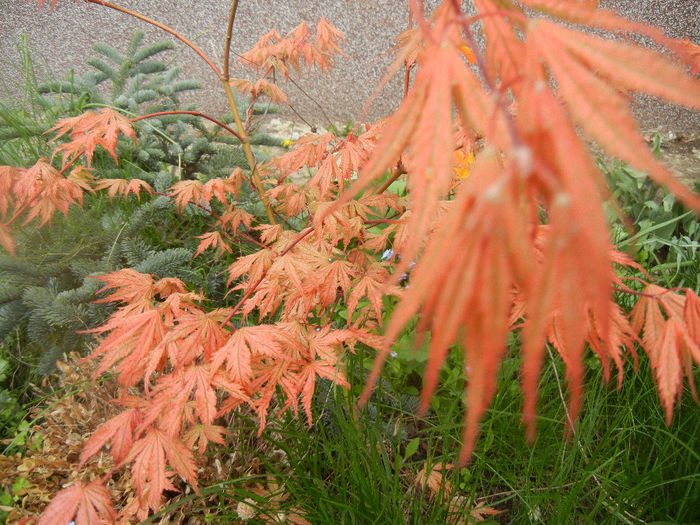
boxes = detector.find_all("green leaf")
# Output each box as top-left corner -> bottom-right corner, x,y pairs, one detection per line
403,437 -> 420,461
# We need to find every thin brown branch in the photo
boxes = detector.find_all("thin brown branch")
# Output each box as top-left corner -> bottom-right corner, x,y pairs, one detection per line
404,8 -> 413,100
222,80 -> 277,224
374,161 -> 406,195
223,0 -> 241,80
130,111 -> 243,142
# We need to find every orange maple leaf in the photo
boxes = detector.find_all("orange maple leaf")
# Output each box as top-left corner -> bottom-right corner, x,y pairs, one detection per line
183,422 -> 227,455
630,286 -> 700,423
169,179 -> 204,212
39,480 -> 115,525
10,160 -> 85,227
210,324 -> 289,385
347,264 -> 391,324
415,461 -> 453,500
80,408 -> 143,466
48,108 -> 137,168
126,428 -> 199,512
529,20 -> 700,214
93,178 -> 153,201
229,78 -> 289,105
195,231 -> 232,257
241,19 -> 345,79
670,37 -> 700,75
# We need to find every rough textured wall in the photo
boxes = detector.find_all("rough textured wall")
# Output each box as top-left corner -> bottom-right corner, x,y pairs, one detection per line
1,1 -> 698,131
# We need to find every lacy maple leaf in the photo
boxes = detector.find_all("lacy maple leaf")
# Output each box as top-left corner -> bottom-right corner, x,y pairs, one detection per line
48,108 -> 137,168
126,427 -> 199,513
38,480 -> 115,525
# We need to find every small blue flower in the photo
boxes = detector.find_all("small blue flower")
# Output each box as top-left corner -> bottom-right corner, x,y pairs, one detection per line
390,350 -> 398,358
381,248 -> 395,261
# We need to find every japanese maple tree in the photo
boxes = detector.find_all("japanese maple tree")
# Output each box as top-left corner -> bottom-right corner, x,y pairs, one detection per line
1,0 -> 698,522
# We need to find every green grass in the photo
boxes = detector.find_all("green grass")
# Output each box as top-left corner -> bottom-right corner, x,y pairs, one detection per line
173,341 -> 698,524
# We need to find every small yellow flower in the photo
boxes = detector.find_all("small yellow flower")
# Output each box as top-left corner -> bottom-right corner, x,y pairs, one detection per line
453,149 -> 475,179
281,139 -> 295,147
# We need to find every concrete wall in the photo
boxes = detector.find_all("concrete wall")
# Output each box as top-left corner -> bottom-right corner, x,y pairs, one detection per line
1,1 -> 698,131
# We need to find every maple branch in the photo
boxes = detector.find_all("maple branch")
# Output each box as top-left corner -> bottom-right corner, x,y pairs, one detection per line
285,96 -> 322,131
84,0 -> 221,78
56,153 -> 82,177
223,0 -> 241,81
216,0 -> 276,224
130,111 -> 243,142
221,273 -> 266,328
374,161 -> 406,195
449,0 -> 525,154
5,201 -> 32,228
615,279 -> 692,299
84,0 -> 273,224
234,231 -> 268,249
278,227 -> 315,257
221,81 -> 276,224
404,9 -> 413,100
284,75 -> 333,131
151,191 -> 267,249
365,219 -> 402,225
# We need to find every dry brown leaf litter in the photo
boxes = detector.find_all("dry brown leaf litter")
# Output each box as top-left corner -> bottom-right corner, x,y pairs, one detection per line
0,353 -> 308,524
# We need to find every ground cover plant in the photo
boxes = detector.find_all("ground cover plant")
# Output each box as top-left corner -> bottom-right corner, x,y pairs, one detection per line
0,0 -> 699,522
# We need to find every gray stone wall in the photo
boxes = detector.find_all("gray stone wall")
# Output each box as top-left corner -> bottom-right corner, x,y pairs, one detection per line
1,0 -> 698,131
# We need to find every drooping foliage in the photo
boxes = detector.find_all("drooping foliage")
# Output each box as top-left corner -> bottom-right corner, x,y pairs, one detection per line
1,0 -> 699,521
